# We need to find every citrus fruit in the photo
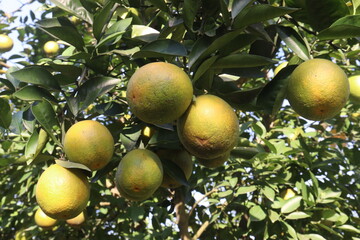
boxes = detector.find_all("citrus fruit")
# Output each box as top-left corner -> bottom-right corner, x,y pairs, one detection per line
34,208 -> 58,230
43,41 -> 59,56
0,34 -> 13,53
287,59 -> 349,121
280,188 -> 297,200
156,149 -> 193,189
66,211 -> 86,228
64,120 -> 114,171
349,75 -> 360,104
126,62 -> 193,124
115,149 -> 163,201
35,164 -> 90,220
196,151 -> 230,168
177,94 -> 239,159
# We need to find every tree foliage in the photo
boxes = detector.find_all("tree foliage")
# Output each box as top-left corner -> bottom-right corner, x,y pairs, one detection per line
0,0 -> 360,239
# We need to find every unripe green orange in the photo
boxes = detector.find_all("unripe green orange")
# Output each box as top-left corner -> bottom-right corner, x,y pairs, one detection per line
115,149 -> 163,201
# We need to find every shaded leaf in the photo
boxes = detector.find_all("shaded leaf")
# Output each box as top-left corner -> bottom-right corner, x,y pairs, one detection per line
276,26 -> 310,60
13,86 -> 58,103
97,18 -> 132,47
55,159 -> 92,176
233,5 -> 298,29
231,0 -> 256,19
213,53 -> 275,69
93,1 -> 115,41
318,15 -> 360,40
148,0 -> 169,13
50,0 -> 93,24
11,66 -> 60,90
160,157 -> 190,188
132,39 -> 187,59
183,0 -> 201,31
31,100 -> 61,146
0,98 -> 12,129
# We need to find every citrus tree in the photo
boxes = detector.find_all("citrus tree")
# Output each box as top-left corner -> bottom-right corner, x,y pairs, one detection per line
1,0 -> 360,239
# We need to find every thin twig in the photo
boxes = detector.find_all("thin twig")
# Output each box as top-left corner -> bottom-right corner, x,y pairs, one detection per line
192,221 -> 210,240
188,187 -> 219,218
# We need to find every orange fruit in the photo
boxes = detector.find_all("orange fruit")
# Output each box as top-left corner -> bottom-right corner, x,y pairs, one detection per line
156,149 -> 193,189
115,149 -> 163,201
0,34 -> 13,53
126,62 -> 193,124
287,59 -> 349,121
196,151 -> 230,168
64,120 -> 114,171
66,211 -> 86,228
35,164 -> 90,220
177,94 -> 239,159
349,75 -> 360,104
34,208 -> 58,230
280,188 -> 297,200
43,41 -> 59,56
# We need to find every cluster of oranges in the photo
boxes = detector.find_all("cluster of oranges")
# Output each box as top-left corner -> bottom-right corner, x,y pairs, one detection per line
34,58 -> 356,228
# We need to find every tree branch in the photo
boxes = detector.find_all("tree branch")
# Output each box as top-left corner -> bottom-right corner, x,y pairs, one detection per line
188,187 -> 219,218
192,221 -> 210,240
174,188 -> 191,240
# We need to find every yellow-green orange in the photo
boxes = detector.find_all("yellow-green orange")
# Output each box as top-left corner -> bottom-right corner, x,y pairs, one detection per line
287,59 -> 349,121
349,75 -> 360,104
197,151 -> 230,168
156,149 -> 193,189
43,41 -> 59,56
126,62 -> 193,124
0,34 -> 13,53
115,149 -> 163,201
64,120 -> 114,171
280,188 -> 297,200
35,164 -> 90,220
66,211 -> 86,228
34,208 -> 58,230
177,94 -> 239,159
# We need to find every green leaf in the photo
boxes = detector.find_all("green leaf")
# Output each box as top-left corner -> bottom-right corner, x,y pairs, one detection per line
281,196 -> 302,213
13,86 -> 58,103
132,39 -> 187,59
97,18 -> 132,47
212,53 -> 275,69
318,15 -> 360,40
183,0 -> 201,31
0,78 -> 15,92
285,211 -> 311,220
131,25 -> 159,42
317,188 -> 342,203
160,156 -> 190,188
31,100 -> 61,146
276,26 -> 310,61
148,0 -> 169,13
280,220 -> 298,239
305,0 -> 349,31
37,17 -> 85,50
337,224 -> 360,234
249,205 -> 267,221
25,130 -> 39,158
256,65 -> 297,114
233,5 -> 298,29
0,98 -> 12,129
235,185 -> 257,196
297,233 -> 326,240
50,0 -> 93,24
252,121 -> 267,138
218,189 -> 233,198
218,87 -> 263,111
268,209 -> 280,223
231,0 -> 256,19
68,77 -> 120,116
55,159 -> 92,176
262,186 -> 276,201
11,66 -> 60,90
93,1 -> 115,41
192,56 -> 218,83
